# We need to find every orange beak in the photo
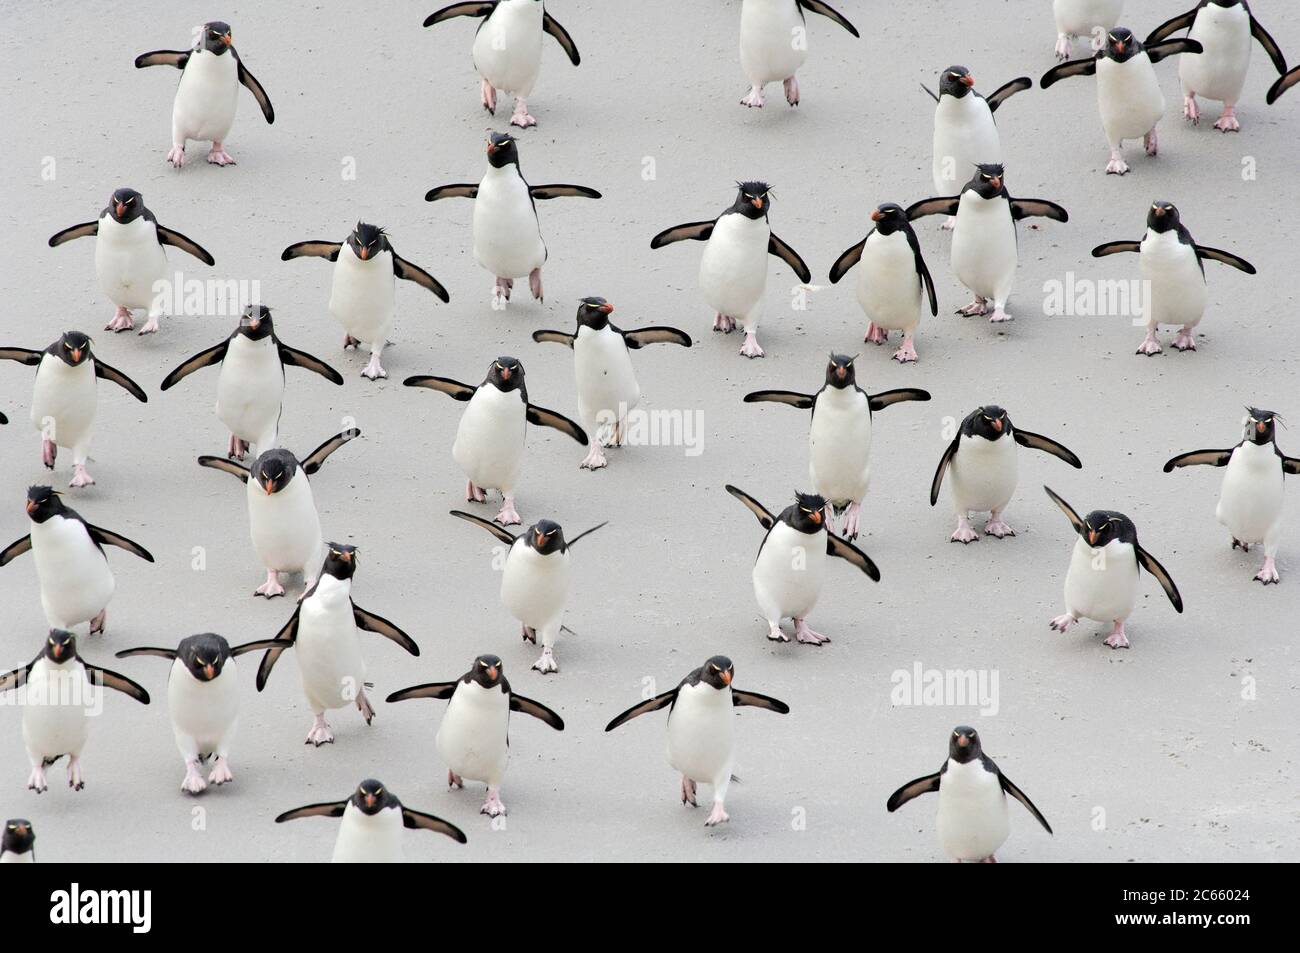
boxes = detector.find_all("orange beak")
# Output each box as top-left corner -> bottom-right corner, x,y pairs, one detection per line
721,669 -> 733,686
990,176 -> 1002,191
223,33 -> 232,47
204,663 -> 216,680
992,418 -> 1003,432
1258,421 -> 1268,433
249,319 -> 260,331
486,143 -> 497,155
870,209 -> 885,222
52,645 -> 64,660
500,367 -> 510,380
752,197 -> 764,210
1088,529 -> 1099,545
835,366 -> 846,379
1115,41 -> 1126,53
599,302 -> 614,314
364,793 -> 376,809
71,348 -> 82,362
1154,206 -> 1166,217
25,500 -> 37,516
115,202 -> 126,218
487,665 -> 498,680
961,74 -> 975,87
810,509 -> 823,525
264,479 -> 276,495
535,530 -> 546,547
339,550 -> 353,562
358,246 -> 369,260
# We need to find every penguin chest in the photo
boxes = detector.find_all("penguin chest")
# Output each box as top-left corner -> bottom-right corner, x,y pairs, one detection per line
936,761 -> 1009,861
739,0 -> 808,84
1183,6 -> 1252,102
857,231 -> 923,330
0,852 -> 33,864
167,662 -> 239,755
573,327 -> 639,422
1140,231 -> 1207,328
501,544 -> 570,628
297,579 -> 366,711
474,167 -> 546,277
1054,0 -> 1123,35
22,661 -> 90,757
752,521 -> 827,620
453,387 -> 527,491
31,356 -> 97,449
174,49 -> 239,141
809,389 -> 872,504
436,683 -> 510,784
1096,55 -> 1164,142
699,214 -> 770,318
933,95 -> 1000,194
949,434 -> 1018,514
951,195 -> 1017,300
330,248 -> 396,340
94,216 -> 167,308
245,476 -> 321,572
666,684 -> 735,785
472,0 -> 544,94
1217,442 -> 1284,543
217,336 -> 284,445
332,805 -> 404,863
31,517 -> 113,625
1064,538 -> 1139,622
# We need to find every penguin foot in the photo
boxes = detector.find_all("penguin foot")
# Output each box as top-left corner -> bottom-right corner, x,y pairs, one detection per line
1049,613 -> 1077,633
1233,538 -> 1250,552
1054,33 -> 1073,59
681,776 -> 698,807
480,78 -> 497,114
980,854 -> 998,864
531,647 -> 559,674
305,715 -> 335,747
69,464 -> 95,488
864,323 -> 888,345
206,143 -> 236,166
529,267 -> 544,301
495,497 -> 521,526
137,316 -> 160,335
89,609 -> 107,636
343,334 -> 360,350
783,75 -> 800,107
1172,330 -> 1197,352
892,337 -> 918,363
357,690 -> 376,725
1135,331 -> 1163,356
1255,557 -> 1280,585
466,480 -> 487,503
1184,94 -> 1200,124
181,761 -> 207,794
254,572 -> 286,598
166,144 -> 186,168
494,277 -> 513,303
950,518 -> 979,544
360,353 -> 388,380
1214,107 -> 1240,133
766,622 -> 789,643
1105,151 -> 1130,175
510,98 -> 537,128
448,770 -> 464,790
521,625 -> 536,644
941,216 -> 956,231
705,802 -> 730,826
480,789 -> 507,817
794,618 -> 830,646
208,757 -> 233,786
67,757 -> 84,791
713,313 -> 736,333
41,438 -> 56,469
988,307 -> 1012,323
739,330 -> 765,358
580,445 -> 608,470
840,502 -> 861,541
1143,129 -> 1159,156
27,766 -> 48,794
956,299 -> 987,317
740,85 -> 765,108
984,518 -> 1016,539
1103,624 -> 1130,650
106,307 -> 135,332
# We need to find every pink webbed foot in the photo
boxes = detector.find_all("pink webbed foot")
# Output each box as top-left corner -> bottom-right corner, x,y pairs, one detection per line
740,85 -> 765,108
493,276 -> 513,304
343,334 -> 360,350
705,801 -> 730,826
1055,34 -> 1073,59
180,761 -> 207,796
783,75 -> 800,106
228,433 -> 249,460
137,315 -> 161,335
988,306 -> 1012,323
1105,148 -> 1129,175
892,335 -> 918,363
1233,538 -> 1251,552
956,298 -> 987,317
580,444 -> 608,470
448,769 -> 464,790
794,617 -> 830,646
510,98 -> 537,128
531,646 -> 559,674
1214,106 -> 1240,133
480,787 -> 507,817
840,502 -> 862,541
766,621 -> 789,643
67,756 -> 84,791
495,496 -> 521,526
207,756 -> 233,786
1049,613 -> 1077,634
480,78 -> 497,115
1103,622 -> 1130,649
951,516 -> 979,544
41,438 -> 56,469
521,625 -> 536,644
1136,329 -> 1163,356
27,765 -> 48,794
980,854 -> 999,864
89,609 -> 107,636
984,514 -> 1016,539
713,313 -> 736,333
105,306 -> 134,332
361,352 -> 387,380
1172,328 -> 1197,352
864,323 -> 888,345
305,713 -> 334,747
206,142 -> 236,165
357,689 -> 376,725
166,144 -> 185,168
528,267 -> 543,302
1255,556 -> 1279,585
465,480 -> 487,504
681,775 -> 698,807
254,570 -> 286,598
739,330 -> 765,359
69,464 -> 95,489
1144,128 -> 1159,156
1184,94 -> 1200,124
940,216 -> 956,231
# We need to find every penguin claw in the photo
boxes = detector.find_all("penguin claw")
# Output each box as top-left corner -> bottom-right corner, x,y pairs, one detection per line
1049,613 -> 1077,633
794,620 -> 830,646
480,791 -> 507,817
531,649 -> 559,674
166,144 -> 185,168
206,146 -> 236,166
704,803 -> 730,826
137,318 -> 160,335
739,332 -> 765,358
765,624 -> 789,643
1103,627 -> 1130,649
1255,558 -> 1279,585
984,519 -> 1016,539
681,777 -> 698,806
740,86 -> 764,108
1105,157 -> 1130,175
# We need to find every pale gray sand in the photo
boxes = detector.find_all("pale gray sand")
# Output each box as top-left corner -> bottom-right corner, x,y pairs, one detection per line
0,1 -> 1297,862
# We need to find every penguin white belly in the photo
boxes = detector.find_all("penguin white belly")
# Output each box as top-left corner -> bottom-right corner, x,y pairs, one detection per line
474,166 -> 546,278
1140,231 -> 1207,329
1097,55 -> 1164,143
753,522 -> 826,621
30,356 -> 96,451
932,95 -> 1001,196
217,336 -> 283,447
246,476 -> 321,574
168,662 -> 238,757
0,852 -> 33,864
1054,0 -> 1123,36
501,545 -> 569,630
94,216 -> 168,310
173,49 -> 239,142
1216,442 -> 1284,544
856,231 -> 923,332
950,435 -> 1018,514
951,195 -> 1016,302
1182,6 -> 1251,103
809,388 -> 872,504
472,2 -> 544,95
32,517 -> 114,627
452,386 -> 527,493
331,805 -> 403,863
1064,538 -> 1139,622
435,682 -> 509,785
297,577 -> 366,713
667,683 -> 735,785
739,0 -> 808,85
329,249 -> 396,346
699,214 -> 769,320
574,326 -> 640,428
22,662 -> 90,759
936,760 -> 1010,861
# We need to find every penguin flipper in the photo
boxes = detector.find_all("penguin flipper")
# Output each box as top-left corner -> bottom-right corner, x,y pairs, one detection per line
605,689 -> 677,731
929,436 -> 960,506
1013,429 -> 1082,469
353,605 -> 420,657
228,639 -> 287,658
83,665 -> 150,704
985,76 -> 1032,113
905,196 -> 961,220
161,341 -> 228,390
0,410 -> 6,424
275,801 -> 347,823
134,49 -> 190,70
402,807 -> 468,843
731,689 -> 791,714
256,611 -> 298,691
1092,240 -> 1141,257
869,388 -> 932,412
565,522 -> 608,548
403,375 -> 477,400
301,429 -> 361,475
386,681 -> 459,703
798,0 -> 859,37
826,534 -> 881,582
422,2 -> 496,28
1267,66 -> 1300,105
1195,246 -> 1256,275
114,646 -> 179,661
886,771 -> 942,811
197,456 -> 251,483
234,52 -> 275,123
542,11 -> 581,65
526,404 -> 589,445
1039,56 -> 1098,89
156,225 -> 216,266
277,343 -> 344,385
93,358 -> 148,403
725,485 -> 776,529
0,347 -> 43,365
1135,546 -> 1184,613
828,236 -> 866,284
450,509 -> 519,545
742,390 -> 815,410
86,525 -> 155,563
767,233 -> 812,283
917,243 -> 939,316
1162,449 -> 1232,472
424,184 -> 479,202
531,329 -> 576,348
623,327 -> 692,349
1010,199 -> 1068,223
280,241 -> 342,262
999,773 -> 1053,834
1145,9 -> 1196,46
47,221 -> 99,247
0,535 -> 33,566
650,221 -> 714,249
0,660 -> 35,693
393,255 -> 451,302
529,184 -> 602,200
1043,485 -> 1086,536
1147,38 -> 1204,65
1250,16 -> 1287,75
509,693 -> 565,730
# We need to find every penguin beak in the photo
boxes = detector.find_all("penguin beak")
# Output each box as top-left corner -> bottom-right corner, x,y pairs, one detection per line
249,319 -> 260,331
13,823 -> 27,835
358,246 -> 369,260
751,197 -> 764,210
487,665 -> 498,681
204,663 -> 216,680
1154,206 -> 1166,218
500,367 -> 511,381
961,74 -> 975,87
25,500 -> 37,516
115,202 -> 126,218
956,734 -> 970,748
721,669 -> 733,686
990,176 -> 1002,191
534,529 -> 546,547
992,418 -> 1003,433
1257,421 -> 1268,433
870,209 -> 885,222
71,348 -> 82,363
1088,529 -> 1099,545
339,550 -> 353,562
363,793 -> 376,809
1115,40 -> 1126,53
599,302 -> 614,314
486,142 -> 497,155
223,33 -> 232,47
835,366 -> 846,380
264,479 -> 276,495
810,509 -> 823,525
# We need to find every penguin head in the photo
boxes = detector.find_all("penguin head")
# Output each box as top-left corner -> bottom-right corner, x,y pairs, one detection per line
2,820 -> 34,856
44,629 -> 76,664
486,356 -> 525,393
237,305 -> 275,340
347,222 -> 389,262
1245,407 -> 1280,445
948,726 -> 983,763
55,331 -> 93,367
352,779 -> 396,816
1080,511 -> 1134,548
322,543 -> 359,580
701,656 -> 734,690
577,297 -> 614,329
179,633 -> 231,682
108,188 -> 146,224
965,164 -> 1005,200
789,491 -> 828,533
824,353 -> 858,389
526,520 -> 565,555
939,65 -> 975,99
485,131 -> 519,168
470,654 -> 504,688
732,181 -> 772,220
970,405 -> 1010,440
252,449 -> 298,496
1147,201 -> 1182,233
1103,28 -> 1141,63
25,485 -> 64,523
870,203 -> 909,236
201,22 -> 234,56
